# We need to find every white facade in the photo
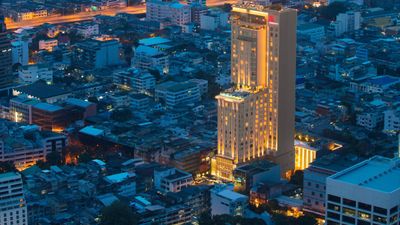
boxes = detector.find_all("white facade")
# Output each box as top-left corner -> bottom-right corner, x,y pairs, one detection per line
356,111 -> 383,130
154,167 -> 193,193
326,156 -> 400,225
332,11 -> 361,37
146,0 -> 191,27
155,81 -> 201,108
211,185 -> 248,217
109,94 -> 131,107
200,9 -> 229,31
114,68 -> 156,93
38,39 -> 58,52
11,39 -> 29,66
74,39 -> 121,69
76,23 -> 99,38
16,9 -> 47,22
132,45 -> 169,73
0,172 -> 27,225
0,133 -> 67,170
18,64 -> 53,84
383,109 -> 400,134
188,78 -> 208,95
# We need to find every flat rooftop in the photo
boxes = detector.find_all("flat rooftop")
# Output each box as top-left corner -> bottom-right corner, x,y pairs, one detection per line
139,37 -> 171,46
33,102 -> 63,112
310,153 -> 363,173
330,156 -> 400,193
0,172 -> 20,180
218,189 -> 247,201
14,81 -> 69,99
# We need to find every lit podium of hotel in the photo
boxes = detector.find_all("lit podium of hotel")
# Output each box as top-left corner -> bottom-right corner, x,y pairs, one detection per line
212,3 -> 297,180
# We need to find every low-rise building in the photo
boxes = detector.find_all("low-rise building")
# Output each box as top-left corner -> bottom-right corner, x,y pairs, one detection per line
11,38 -> 29,66
113,68 -> 156,93
146,0 -> 191,27
153,167 -> 193,193
131,94 -> 150,110
211,184 -> 248,217
303,154 -> 363,216
72,39 -> 121,70
18,64 -> 53,84
155,81 -> 201,108
200,9 -> 229,31
0,119 -> 67,170
132,45 -> 169,73
13,81 -> 71,104
38,39 -> 58,52
0,172 -> 27,225
103,172 -> 136,197
383,109 -> 400,134
325,156 -> 400,225
233,160 -> 281,193
75,22 -> 99,38
297,23 -> 325,43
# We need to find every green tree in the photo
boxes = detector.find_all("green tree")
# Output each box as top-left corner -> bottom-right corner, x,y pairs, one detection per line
46,151 -> 63,166
0,161 -> 17,173
78,152 -> 93,164
290,170 -> 304,187
318,2 -> 348,20
88,96 -> 99,104
296,215 -> 318,225
110,108 -> 133,122
35,160 -> 48,169
100,201 -> 138,225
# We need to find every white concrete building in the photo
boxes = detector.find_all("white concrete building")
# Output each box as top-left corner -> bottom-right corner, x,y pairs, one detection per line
200,9 -> 229,31
76,22 -> 99,38
146,0 -> 191,27
114,68 -> 156,93
18,63 -> 53,84
188,78 -> 208,96
326,156 -> 400,225
331,11 -> 361,37
356,111 -> 384,131
132,45 -> 169,73
73,39 -> 121,70
11,39 -> 29,66
383,109 -> 400,134
211,184 -> 248,217
153,167 -> 193,193
0,172 -> 27,225
104,172 -> 136,197
0,120 -> 67,170
155,81 -> 201,108
38,39 -> 58,52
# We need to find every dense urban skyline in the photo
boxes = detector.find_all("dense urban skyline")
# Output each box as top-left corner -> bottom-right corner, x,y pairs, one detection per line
0,0 -> 400,224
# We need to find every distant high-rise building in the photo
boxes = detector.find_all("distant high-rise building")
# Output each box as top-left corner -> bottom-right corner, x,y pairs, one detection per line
0,172 -> 27,225
0,16 -> 13,89
212,3 -> 297,180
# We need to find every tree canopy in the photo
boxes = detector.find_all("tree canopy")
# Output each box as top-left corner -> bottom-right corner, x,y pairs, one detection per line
110,108 -> 133,122
100,201 -> 138,225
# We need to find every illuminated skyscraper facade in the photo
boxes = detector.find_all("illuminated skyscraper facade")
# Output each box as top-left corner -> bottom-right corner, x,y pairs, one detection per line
212,4 -> 297,180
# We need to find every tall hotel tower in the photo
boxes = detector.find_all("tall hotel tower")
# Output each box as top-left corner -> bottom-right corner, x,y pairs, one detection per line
212,3 -> 297,180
